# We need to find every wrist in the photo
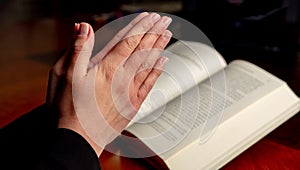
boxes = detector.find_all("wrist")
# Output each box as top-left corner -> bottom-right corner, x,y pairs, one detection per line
58,115 -> 103,156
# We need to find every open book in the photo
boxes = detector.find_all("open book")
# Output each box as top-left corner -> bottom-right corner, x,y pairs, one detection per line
110,40 -> 300,170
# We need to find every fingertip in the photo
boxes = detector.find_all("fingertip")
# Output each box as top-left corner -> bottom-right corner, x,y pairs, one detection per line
139,11 -> 149,17
78,23 -> 89,36
75,23 -> 80,29
87,23 -> 94,36
73,23 -> 80,37
163,30 -> 172,40
150,12 -> 161,23
157,56 -> 169,68
74,22 -> 94,39
68,22 -> 95,78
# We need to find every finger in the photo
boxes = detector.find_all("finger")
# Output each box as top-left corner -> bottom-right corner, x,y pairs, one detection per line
46,42 -> 71,106
137,56 -> 169,100
134,16 -> 172,52
66,23 -> 95,80
102,13 -> 161,67
129,49 -> 161,85
133,30 -> 172,87
122,17 -> 171,73
88,12 -> 149,69
46,68 -> 61,106
74,23 -> 81,38
58,23 -> 80,74
46,69 -> 59,106
53,23 -> 81,77
152,30 -> 173,50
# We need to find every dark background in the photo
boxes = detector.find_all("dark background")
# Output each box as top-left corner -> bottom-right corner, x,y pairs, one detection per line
1,0 -> 298,93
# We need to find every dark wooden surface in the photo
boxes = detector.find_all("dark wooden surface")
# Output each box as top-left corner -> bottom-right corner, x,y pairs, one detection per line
0,1 -> 299,169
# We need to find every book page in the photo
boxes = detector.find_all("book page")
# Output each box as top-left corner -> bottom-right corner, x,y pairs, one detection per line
126,60 -> 300,169
165,61 -> 300,169
131,41 -> 227,124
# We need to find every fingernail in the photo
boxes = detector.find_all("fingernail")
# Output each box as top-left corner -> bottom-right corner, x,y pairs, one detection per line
79,23 -> 89,35
162,17 -> 172,28
163,30 -> 172,40
151,13 -> 160,23
159,57 -> 169,67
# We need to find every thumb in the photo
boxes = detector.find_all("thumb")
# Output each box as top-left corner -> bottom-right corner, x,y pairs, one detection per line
67,22 -> 95,80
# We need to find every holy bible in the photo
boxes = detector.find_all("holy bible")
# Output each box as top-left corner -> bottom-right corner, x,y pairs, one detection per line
108,40 -> 300,170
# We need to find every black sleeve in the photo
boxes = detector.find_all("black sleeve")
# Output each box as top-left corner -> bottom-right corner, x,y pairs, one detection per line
35,128 -> 101,170
0,105 -> 101,170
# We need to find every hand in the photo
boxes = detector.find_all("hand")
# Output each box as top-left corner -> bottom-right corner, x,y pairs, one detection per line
46,12 -> 172,156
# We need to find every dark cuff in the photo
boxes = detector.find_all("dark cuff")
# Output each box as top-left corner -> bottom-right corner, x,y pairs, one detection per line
35,128 -> 101,170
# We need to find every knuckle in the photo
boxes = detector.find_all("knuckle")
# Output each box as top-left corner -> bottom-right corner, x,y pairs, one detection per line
111,39 -> 136,58
65,69 -> 74,82
50,68 -> 58,77
155,41 -> 165,49
123,36 -> 139,51
73,38 -> 92,55
52,61 -> 64,76
134,75 -> 143,86
138,84 -> 148,99
141,61 -> 152,70
151,69 -> 161,79
73,44 -> 90,56
52,65 -> 64,77
113,46 -> 129,58
140,21 -> 152,32
103,62 -> 117,81
149,28 -> 160,37
135,42 -> 147,52
73,40 -> 85,52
